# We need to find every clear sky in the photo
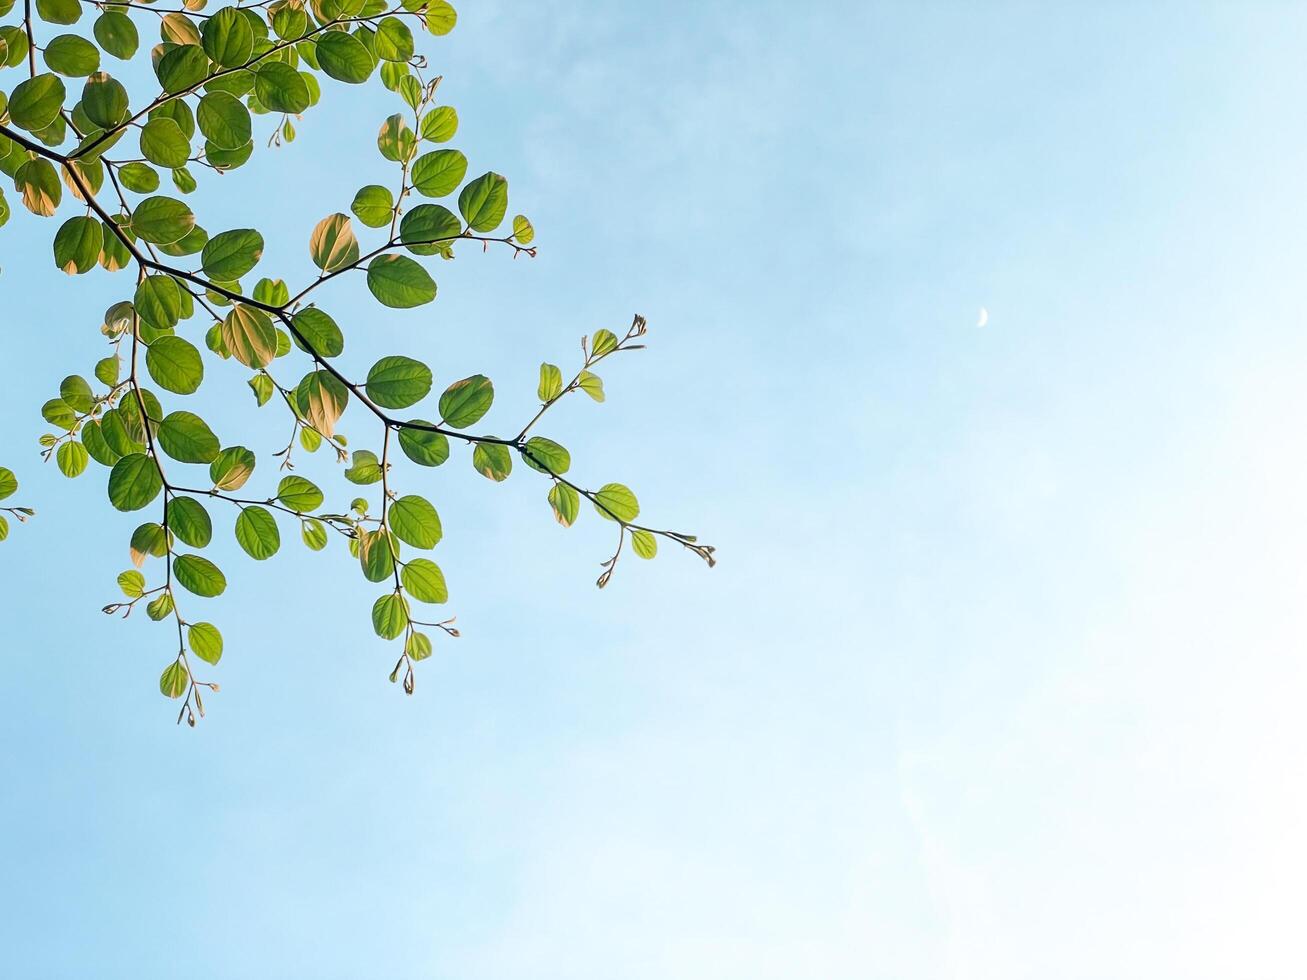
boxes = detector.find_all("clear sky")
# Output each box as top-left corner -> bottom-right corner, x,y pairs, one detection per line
4,1 -> 1307,977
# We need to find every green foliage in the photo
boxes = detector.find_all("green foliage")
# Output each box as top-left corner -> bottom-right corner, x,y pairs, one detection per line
3,4 -> 713,725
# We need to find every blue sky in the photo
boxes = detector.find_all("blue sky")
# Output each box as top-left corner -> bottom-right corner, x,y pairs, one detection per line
5,1 -> 1307,977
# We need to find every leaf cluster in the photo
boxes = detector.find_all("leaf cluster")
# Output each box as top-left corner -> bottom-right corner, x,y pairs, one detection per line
1,0 -> 712,723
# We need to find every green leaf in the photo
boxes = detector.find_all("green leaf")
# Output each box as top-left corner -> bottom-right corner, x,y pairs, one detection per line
301,519 -> 329,551
593,483 -> 639,522
146,335 -> 204,394
547,483 -> 579,526
389,494 -> 441,548
206,139 -> 254,171
372,591 -> 409,639
117,161 -> 158,193
577,370 -> 605,402
209,445 -> 255,490
59,374 -> 94,413
255,61 -> 311,113
458,171 -> 508,232
438,374 -> 493,428
399,203 -> 460,255
406,630 -> 433,660
366,355 -> 432,409
135,275 -> 183,331
139,117 -> 192,168
100,409 -> 143,457
144,589 -> 175,619
277,474 -> 323,512
94,12 -> 139,59
401,558 -> 447,603
158,410 -> 220,464
16,158 -> 61,216
107,453 -> 163,511
99,223 -> 131,271
42,397 -> 77,430
309,212 -> 359,272
289,307 -> 344,359
351,184 -> 394,227
631,529 -> 657,559
167,495 -> 212,547
51,215 -> 101,274
0,26 -> 29,71
366,255 -> 435,308
294,370 -> 349,437
82,72 -> 129,128
201,7 -> 254,67
345,449 -> 383,485
201,228 -> 263,280
272,3 -> 308,39
132,195 -> 195,245
221,304 -> 277,369
253,278 -> 290,307
82,421 -> 119,466
188,622 -> 223,664
376,112 -> 415,162
129,522 -> 168,565
590,329 -> 619,357
359,527 -> 395,582
522,436 -> 570,475
174,553 -> 226,597
160,661 -> 189,698
9,74 -> 66,132
57,440 -> 89,477
411,149 -> 467,198
472,442 -> 512,482
537,362 -> 563,401
512,214 -> 534,244
197,91 -> 252,150
147,593 -> 175,621
374,16 -> 414,62
419,105 -> 457,142
235,505 -> 280,560
425,0 -> 457,35
44,33 -> 99,76
155,43 -> 210,94
117,569 -> 146,597
397,421 -> 449,467
316,29 -> 376,83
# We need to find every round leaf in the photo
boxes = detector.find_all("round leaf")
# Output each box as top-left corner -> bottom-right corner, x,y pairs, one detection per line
438,374 -> 493,428
157,410 -> 220,464
389,494 -> 441,549
107,453 -> 163,511
401,558 -> 447,603
371,592 -> 409,639
366,255 -> 435,308
593,483 -> 639,523
201,227 -> 263,280
316,29 -> 375,83
397,421 -> 449,467
458,171 -> 508,232
146,335 -> 204,394
235,505 -> 280,560
366,355 -> 432,409
174,554 -> 226,597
